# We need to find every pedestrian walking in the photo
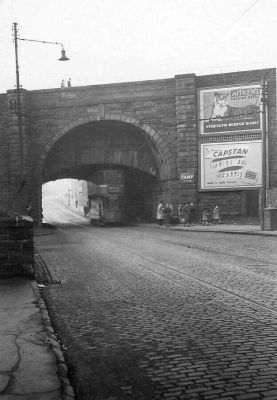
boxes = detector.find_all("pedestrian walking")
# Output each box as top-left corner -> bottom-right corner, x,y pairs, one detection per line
180,203 -> 191,227
67,78 -> 71,87
202,208 -> 210,226
163,203 -> 172,229
83,205 -> 89,217
61,79 -> 65,88
212,205 -> 221,224
156,201 -> 164,225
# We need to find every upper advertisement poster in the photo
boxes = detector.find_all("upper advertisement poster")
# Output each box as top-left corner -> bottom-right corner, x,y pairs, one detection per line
199,85 -> 261,134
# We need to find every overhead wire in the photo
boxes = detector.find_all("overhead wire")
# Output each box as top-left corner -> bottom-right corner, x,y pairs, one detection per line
175,1 -> 262,79
198,0 -> 261,117
218,0 -> 260,38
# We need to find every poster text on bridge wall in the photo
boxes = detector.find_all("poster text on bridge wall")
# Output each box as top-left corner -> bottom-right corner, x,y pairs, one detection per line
200,141 -> 262,190
199,85 -> 261,134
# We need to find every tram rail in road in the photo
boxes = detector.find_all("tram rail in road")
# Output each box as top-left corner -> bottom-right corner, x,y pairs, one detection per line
136,254 -> 277,317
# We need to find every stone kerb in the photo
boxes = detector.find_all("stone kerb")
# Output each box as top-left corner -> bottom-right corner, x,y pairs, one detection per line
37,112 -> 173,180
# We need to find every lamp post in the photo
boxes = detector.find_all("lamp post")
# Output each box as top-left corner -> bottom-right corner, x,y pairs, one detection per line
67,180 -> 72,206
12,22 -> 69,212
260,76 -> 268,231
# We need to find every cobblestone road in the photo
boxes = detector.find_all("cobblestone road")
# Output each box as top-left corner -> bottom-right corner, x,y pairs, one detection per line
35,224 -> 277,400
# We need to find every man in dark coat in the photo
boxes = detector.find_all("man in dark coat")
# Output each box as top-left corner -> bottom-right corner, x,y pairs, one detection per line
163,203 -> 172,229
189,202 -> 196,225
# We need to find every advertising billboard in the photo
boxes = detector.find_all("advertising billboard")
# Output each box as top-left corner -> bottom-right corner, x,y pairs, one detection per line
199,85 -> 261,134
200,141 -> 262,190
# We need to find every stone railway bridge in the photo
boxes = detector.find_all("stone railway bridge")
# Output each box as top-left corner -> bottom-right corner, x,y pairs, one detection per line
0,69 -> 276,224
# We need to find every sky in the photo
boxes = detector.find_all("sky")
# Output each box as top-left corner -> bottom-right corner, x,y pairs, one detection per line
0,0 -> 276,93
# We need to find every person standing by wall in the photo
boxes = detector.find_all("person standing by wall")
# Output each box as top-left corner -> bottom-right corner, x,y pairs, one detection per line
25,200 -> 32,215
189,202 -> 196,225
163,203 -> 172,230
156,201 -> 164,225
212,205 -> 221,224
180,203 -> 190,227
202,208 -> 210,226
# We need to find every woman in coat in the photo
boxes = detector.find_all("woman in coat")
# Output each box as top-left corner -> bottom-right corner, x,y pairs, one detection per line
212,206 -> 221,224
156,201 -> 164,225
181,203 -> 191,227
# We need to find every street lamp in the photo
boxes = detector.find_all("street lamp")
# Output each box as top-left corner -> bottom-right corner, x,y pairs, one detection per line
17,37 -> 70,61
12,22 -> 69,212
12,22 -> 70,113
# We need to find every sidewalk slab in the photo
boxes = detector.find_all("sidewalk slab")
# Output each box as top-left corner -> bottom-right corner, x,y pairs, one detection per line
0,278 -> 67,400
172,224 -> 277,236
138,222 -> 277,236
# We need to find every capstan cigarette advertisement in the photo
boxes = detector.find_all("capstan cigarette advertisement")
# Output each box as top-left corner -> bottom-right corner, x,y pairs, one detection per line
200,141 -> 262,190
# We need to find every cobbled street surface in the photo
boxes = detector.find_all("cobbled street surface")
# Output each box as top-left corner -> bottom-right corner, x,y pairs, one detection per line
35,205 -> 277,400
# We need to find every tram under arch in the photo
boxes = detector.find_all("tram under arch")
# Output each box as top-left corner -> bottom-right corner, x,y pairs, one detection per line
41,119 -> 167,224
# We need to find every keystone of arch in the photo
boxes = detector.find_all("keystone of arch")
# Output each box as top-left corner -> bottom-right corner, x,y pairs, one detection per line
38,112 -> 173,179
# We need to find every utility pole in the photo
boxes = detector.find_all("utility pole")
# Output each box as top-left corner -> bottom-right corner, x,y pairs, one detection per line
260,76 -> 268,231
13,22 -> 24,182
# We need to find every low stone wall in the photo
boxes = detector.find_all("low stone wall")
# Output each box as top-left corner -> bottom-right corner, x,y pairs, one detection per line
0,216 -> 34,278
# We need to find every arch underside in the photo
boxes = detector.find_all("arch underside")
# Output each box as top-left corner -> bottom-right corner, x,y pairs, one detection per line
37,117 -> 173,224
43,120 -> 164,183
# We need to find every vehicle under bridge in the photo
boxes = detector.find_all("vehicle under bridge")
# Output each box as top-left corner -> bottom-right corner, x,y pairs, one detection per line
41,119 -> 172,225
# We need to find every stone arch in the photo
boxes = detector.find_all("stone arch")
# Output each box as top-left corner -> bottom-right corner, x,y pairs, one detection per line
37,111 -> 174,181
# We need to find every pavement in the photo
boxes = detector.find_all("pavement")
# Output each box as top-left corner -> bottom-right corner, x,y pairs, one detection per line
160,221 -> 277,236
0,278 -> 75,400
137,220 -> 277,237
0,221 -> 276,400
36,220 -> 277,236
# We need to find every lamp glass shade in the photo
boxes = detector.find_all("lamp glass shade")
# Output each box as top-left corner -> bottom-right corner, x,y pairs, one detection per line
59,49 -> 69,61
